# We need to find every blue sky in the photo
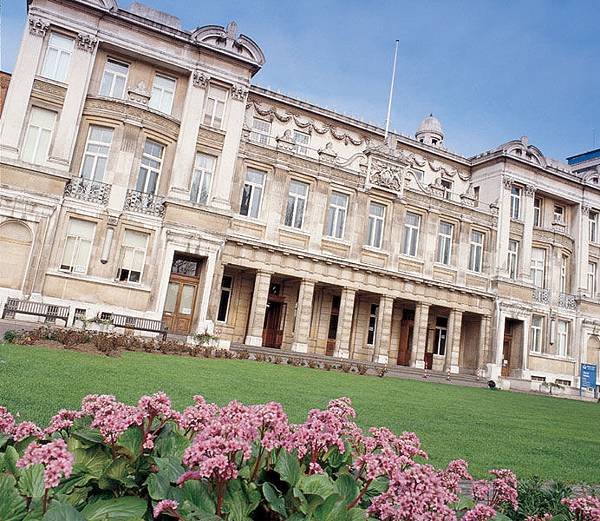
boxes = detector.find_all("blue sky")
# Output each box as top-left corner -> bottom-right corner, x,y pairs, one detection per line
2,0 -> 599,160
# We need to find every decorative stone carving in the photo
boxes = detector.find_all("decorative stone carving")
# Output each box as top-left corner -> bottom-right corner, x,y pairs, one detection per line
582,204 -> 591,216
318,142 -> 337,163
230,83 -> 248,101
525,184 -> 537,197
77,32 -> 98,52
276,130 -> 296,152
29,16 -> 49,37
369,159 -> 403,192
192,70 -> 210,88
502,176 -> 514,189
127,81 -> 151,106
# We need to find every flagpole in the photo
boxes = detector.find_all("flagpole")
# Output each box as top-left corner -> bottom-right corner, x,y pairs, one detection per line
384,39 -> 399,143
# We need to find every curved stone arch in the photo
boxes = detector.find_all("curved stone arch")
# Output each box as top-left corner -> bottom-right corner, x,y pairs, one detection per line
0,219 -> 34,292
587,334 -> 600,365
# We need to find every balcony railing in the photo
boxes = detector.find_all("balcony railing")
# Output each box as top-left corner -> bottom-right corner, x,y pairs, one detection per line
532,287 -> 550,304
124,189 -> 165,217
558,292 -> 577,310
64,177 -> 111,205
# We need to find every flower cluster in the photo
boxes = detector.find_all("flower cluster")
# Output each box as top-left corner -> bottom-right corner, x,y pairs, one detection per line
153,499 -> 180,519
0,405 -> 16,435
562,496 -> 600,521
16,438 -> 73,489
13,420 -> 44,441
472,468 -> 519,511
81,394 -> 142,445
45,409 -> 81,435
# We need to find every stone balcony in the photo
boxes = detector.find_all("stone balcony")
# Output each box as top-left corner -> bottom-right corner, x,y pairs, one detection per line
64,177 -> 111,205
124,189 -> 165,217
532,287 -> 550,304
558,292 -> 577,310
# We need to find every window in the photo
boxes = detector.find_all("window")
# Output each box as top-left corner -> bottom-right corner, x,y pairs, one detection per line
433,317 -> 448,355
588,262 -> 597,296
80,126 -> 113,181
136,139 -> 164,194
60,218 -> 95,273
41,32 -> 74,82
284,180 -> 309,229
149,74 -> 176,114
292,130 -> 310,155
507,239 -> 519,280
21,107 -> 57,164
366,202 -> 385,249
402,212 -> 421,257
366,304 -> 379,345
560,255 -> 568,293
530,248 -> 546,288
440,179 -> 453,200
203,85 -> 227,128
240,168 -> 265,218
531,315 -> 543,353
217,275 -> 233,322
190,153 -> 215,205
99,59 -> 129,98
553,205 -> 564,224
533,197 -> 542,227
590,211 -> 598,243
250,118 -> 271,144
556,320 -> 568,357
117,230 -> 148,283
436,221 -> 454,265
510,186 -> 522,220
326,191 -> 348,239
468,230 -> 484,273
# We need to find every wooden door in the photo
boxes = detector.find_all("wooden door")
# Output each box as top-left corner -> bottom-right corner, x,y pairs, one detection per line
397,319 -> 414,366
326,297 -> 340,356
263,300 -> 286,348
162,276 -> 198,335
501,334 -> 512,377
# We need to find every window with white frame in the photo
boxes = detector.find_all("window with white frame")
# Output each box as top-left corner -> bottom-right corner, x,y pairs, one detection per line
136,139 -> 164,194
41,32 -> 74,82
99,59 -> 129,98
440,178 -> 453,200
588,261 -> 597,296
560,255 -> 569,293
433,316 -> 448,355
436,221 -> 454,265
468,230 -> 484,273
326,191 -> 348,239
510,186 -> 522,220
60,218 -> 96,274
149,74 -> 176,115
531,315 -> 543,353
553,204 -> 565,224
530,247 -> 546,288
292,130 -> 310,155
117,229 -> 148,283
366,202 -> 385,249
507,239 -> 519,280
80,126 -> 113,181
21,107 -> 57,164
217,275 -> 233,322
190,153 -> 215,205
203,85 -> 227,129
402,212 -> 421,257
556,320 -> 568,357
284,180 -> 309,229
240,168 -> 265,218
533,197 -> 542,227
250,118 -> 271,144
590,211 -> 598,243
366,303 -> 379,346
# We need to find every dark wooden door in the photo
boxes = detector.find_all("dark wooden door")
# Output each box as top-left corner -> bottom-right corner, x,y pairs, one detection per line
162,276 -> 198,335
501,334 -> 512,377
325,298 -> 340,356
263,300 -> 286,348
397,319 -> 414,366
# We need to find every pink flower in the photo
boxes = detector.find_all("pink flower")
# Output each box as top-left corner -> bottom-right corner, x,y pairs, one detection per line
179,395 -> 219,432
525,514 -> 553,521
12,421 -> 44,441
45,409 -> 81,435
153,499 -> 179,518
81,394 -> 142,445
462,504 -> 497,521
489,469 -> 518,510
562,496 -> 600,520
0,406 -> 16,435
16,439 -> 73,489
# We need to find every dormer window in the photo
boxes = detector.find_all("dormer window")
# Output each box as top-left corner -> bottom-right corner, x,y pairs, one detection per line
440,179 -> 453,200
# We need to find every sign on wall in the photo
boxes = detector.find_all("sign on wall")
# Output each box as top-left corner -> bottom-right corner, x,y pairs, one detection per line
580,363 -> 598,394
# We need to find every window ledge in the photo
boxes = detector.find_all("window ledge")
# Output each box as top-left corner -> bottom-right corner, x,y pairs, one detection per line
233,214 -> 267,226
198,123 -> 227,136
528,351 -> 576,363
47,270 -> 152,292
35,75 -> 68,89
278,225 -> 311,237
322,236 -> 351,246
398,254 -> 423,264
433,262 -> 457,272
362,245 -> 388,255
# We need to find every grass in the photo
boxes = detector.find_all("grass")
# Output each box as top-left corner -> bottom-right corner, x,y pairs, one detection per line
1,343 -> 599,482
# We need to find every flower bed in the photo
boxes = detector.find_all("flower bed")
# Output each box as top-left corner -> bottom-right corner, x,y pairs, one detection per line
1,394 -> 597,520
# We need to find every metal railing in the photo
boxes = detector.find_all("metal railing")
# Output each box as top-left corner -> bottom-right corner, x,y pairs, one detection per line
558,292 -> 577,310
124,189 -> 165,217
532,287 -> 550,304
64,177 -> 111,205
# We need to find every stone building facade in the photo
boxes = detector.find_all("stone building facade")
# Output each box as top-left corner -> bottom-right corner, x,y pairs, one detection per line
1,0 -> 599,392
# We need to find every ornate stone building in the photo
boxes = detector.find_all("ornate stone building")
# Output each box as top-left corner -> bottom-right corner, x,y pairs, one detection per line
1,0 -> 599,393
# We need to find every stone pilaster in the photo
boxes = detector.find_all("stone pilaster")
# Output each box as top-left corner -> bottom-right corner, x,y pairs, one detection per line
410,302 -> 430,368
497,176 -> 514,277
520,184 -> 536,280
373,295 -> 394,364
334,287 -> 356,358
206,260 -> 225,322
576,205 -> 591,295
444,309 -> 462,373
244,270 -> 271,346
477,315 -> 491,371
291,279 -> 316,353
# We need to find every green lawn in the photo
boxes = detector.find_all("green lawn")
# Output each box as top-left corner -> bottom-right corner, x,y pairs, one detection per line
1,343 -> 599,482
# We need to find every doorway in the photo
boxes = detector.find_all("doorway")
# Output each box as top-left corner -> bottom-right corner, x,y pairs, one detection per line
326,295 -> 340,356
502,333 -> 512,377
262,283 -> 287,349
397,309 -> 414,366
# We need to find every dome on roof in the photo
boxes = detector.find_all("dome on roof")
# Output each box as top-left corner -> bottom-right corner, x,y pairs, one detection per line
415,114 -> 444,148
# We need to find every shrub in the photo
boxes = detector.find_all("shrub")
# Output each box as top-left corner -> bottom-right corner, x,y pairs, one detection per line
237,349 -> 250,360
340,362 -> 352,373
377,366 -> 387,378
356,363 -> 369,375
3,329 -> 18,343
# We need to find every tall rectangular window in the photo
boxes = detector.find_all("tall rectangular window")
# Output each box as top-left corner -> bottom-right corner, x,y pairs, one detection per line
366,303 -> 379,345
292,130 -> 310,155
326,191 -> 348,239
217,275 -> 233,322
250,118 -> 271,144
240,168 -> 265,218
99,59 -> 129,98
553,205 -> 565,224
433,316 -> 448,355
510,186 -> 522,220
440,179 -> 453,200
80,126 -> 113,181
507,239 -> 519,280
468,230 -> 484,272
284,180 -> 309,229
60,218 -> 95,274
21,107 -> 57,164
117,230 -> 148,283
530,247 -> 546,288
190,153 -> 215,205
136,139 -> 164,194
533,197 -> 542,227
588,261 -> 597,296
556,320 -> 568,357
531,315 -> 543,353
402,212 -> 421,257
41,32 -> 74,82
590,211 -> 598,243
436,221 -> 454,265
203,85 -> 227,128
149,74 -> 176,115
366,202 -> 385,249
560,255 -> 568,293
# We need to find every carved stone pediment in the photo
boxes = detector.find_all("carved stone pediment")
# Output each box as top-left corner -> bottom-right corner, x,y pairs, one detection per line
369,159 -> 404,192
127,81 -> 151,106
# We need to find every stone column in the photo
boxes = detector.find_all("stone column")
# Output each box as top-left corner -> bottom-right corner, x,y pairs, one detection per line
576,205 -> 591,295
423,210 -> 439,278
520,184 -> 536,280
497,176 -> 513,277
334,287 -> 356,359
520,315 -> 531,379
210,83 -> 249,210
206,259 -> 225,322
410,302 -> 430,369
373,295 -> 394,364
50,33 -> 99,168
0,16 -> 48,158
291,279 -> 315,353
244,270 -> 271,346
476,315 -> 491,372
444,309 -> 463,373
455,219 -> 470,285
168,70 -> 209,198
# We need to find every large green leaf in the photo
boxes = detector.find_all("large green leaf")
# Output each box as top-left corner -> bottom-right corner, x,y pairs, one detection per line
72,428 -> 105,446
492,515 -> 513,521
146,472 -> 171,500
334,474 -> 359,504
18,464 -> 45,499
81,497 -> 147,520
116,428 -> 142,460
274,450 -> 301,487
223,480 -> 260,521
72,447 -> 111,479
262,483 -> 286,517
153,457 -> 184,483
313,494 -> 347,521
4,445 -> 20,476
42,501 -> 86,521
154,425 -> 190,459
299,474 -> 334,499
0,474 -> 27,521
179,479 -> 215,514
